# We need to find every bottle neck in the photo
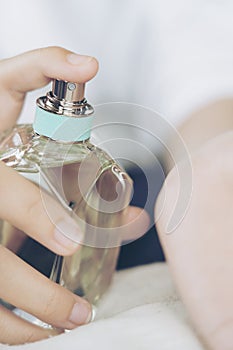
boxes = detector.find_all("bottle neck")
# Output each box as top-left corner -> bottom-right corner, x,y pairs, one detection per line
33,104 -> 94,142
33,88 -> 94,142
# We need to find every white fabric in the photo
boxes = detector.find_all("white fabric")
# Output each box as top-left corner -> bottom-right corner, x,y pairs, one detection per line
0,263 -> 203,349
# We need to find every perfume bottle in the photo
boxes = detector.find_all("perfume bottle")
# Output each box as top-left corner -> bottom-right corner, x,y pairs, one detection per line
0,79 -> 132,310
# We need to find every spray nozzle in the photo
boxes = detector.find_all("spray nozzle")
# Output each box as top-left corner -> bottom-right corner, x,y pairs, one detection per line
52,79 -> 85,103
36,79 -> 93,117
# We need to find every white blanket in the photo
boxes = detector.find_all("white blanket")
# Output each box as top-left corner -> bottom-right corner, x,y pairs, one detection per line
1,263 -> 203,350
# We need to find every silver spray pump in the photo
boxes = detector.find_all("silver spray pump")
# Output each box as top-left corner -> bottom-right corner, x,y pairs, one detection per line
37,79 -> 94,116
34,79 -> 94,141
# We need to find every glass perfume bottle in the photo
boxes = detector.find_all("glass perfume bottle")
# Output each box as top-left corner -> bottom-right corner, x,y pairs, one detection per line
0,79 -> 132,313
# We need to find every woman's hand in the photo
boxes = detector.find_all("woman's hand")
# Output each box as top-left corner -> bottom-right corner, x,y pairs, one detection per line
0,47 -> 149,345
0,47 -> 98,344
156,131 -> 233,350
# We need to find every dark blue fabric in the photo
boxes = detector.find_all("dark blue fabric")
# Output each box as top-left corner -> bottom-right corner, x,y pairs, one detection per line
117,164 -> 165,269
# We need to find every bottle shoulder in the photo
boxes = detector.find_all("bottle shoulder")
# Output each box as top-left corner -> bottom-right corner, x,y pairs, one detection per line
0,124 -> 116,172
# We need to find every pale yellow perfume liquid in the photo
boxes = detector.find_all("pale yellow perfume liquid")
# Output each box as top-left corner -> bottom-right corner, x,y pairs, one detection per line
0,125 -> 132,307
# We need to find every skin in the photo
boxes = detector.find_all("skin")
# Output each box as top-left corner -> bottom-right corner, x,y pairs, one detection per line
0,47 -> 149,345
156,105 -> 233,349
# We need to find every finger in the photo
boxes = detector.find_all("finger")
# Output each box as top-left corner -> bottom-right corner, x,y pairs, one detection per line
0,304 -> 60,345
0,46 -> 98,130
1,46 -> 99,91
0,246 -> 92,331
121,206 -> 150,242
0,161 -> 82,256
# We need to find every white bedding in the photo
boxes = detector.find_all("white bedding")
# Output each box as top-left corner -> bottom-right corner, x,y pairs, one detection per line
1,263 -> 203,350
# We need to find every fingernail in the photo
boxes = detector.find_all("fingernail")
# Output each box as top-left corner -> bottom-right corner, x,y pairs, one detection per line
69,302 -> 92,325
67,53 -> 93,65
54,219 -> 83,250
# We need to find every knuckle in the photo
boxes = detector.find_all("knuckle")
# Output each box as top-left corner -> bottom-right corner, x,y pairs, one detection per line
27,196 -> 46,226
41,284 -> 71,326
42,287 -> 59,319
23,331 -> 37,344
27,197 -> 41,217
26,192 -> 51,228
40,46 -> 68,60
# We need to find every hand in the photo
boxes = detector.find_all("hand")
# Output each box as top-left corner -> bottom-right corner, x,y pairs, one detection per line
156,131 -> 233,350
0,47 -> 149,345
0,47 -> 99,344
